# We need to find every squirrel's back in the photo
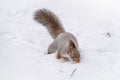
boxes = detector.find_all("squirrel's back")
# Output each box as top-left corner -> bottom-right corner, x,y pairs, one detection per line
34,8 -> 65,38
56,32 -> 79,48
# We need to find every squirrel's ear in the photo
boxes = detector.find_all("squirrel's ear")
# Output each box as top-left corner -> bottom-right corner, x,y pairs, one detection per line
68,40 -> 76,53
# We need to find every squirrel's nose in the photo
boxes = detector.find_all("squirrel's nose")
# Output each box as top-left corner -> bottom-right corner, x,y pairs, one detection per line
77,59 -> 80,63
74,58 -> 80,63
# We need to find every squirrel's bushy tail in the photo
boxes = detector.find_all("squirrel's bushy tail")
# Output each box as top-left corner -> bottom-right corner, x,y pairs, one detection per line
34,8 -> 65,38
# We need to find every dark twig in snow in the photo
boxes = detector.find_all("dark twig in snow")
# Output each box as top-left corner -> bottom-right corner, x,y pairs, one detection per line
107,32 -> 111,37
70,68 -> 77,77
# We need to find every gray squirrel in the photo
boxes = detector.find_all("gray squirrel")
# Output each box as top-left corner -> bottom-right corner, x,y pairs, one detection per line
34,9 -> 80,63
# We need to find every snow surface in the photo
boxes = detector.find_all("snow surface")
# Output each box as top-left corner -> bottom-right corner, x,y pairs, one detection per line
0,0 -> 120,80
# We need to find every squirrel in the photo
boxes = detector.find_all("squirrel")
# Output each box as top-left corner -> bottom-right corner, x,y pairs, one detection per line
34,9 -> 80,63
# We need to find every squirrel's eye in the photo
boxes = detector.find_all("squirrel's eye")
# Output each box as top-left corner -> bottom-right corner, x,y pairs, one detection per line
72,56 -> 75,59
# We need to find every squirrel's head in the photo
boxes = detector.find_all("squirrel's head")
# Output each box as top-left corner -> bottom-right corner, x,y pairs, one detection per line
67,40 -> 80,63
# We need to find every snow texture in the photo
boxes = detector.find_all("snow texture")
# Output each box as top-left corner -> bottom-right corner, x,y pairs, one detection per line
0,0 -> 120,80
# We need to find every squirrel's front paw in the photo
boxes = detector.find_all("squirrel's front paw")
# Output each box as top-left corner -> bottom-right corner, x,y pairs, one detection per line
56,53 -> 63,59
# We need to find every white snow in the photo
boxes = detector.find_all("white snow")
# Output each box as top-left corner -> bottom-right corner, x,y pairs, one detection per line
0,0 -> 120,80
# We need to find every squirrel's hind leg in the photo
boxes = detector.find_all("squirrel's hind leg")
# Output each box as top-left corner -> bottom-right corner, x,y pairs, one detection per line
48,41 -> 57,54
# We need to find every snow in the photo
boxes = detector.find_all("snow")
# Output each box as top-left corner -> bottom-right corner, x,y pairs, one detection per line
0,0 -> 120,80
